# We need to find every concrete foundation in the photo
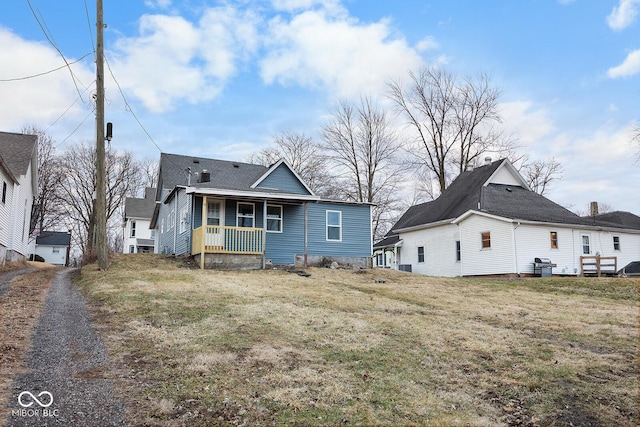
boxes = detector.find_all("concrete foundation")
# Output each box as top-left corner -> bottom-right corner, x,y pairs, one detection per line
294,254 -> 372,269
195,253 -> 263,270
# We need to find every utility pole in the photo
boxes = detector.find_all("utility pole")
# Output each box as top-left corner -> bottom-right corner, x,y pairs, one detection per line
95,0 -> 108,270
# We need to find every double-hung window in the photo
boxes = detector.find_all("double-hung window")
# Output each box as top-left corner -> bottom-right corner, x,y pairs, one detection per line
613,236 -> 621,251
326,210 -> 342,241
130,220 -> 136,237
266,205 -> 282,232
1,182 -> 6,204
179,206 -> 188,233
237,203 -> 255,227
550,231 -> 558,249
418,246 -> 425,263
582,235 -> 590,255
481,232 -> 491,249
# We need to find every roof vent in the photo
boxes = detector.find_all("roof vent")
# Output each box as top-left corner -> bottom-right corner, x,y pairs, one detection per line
484,156 -> 492,165
200,169 -> 210,183
193,159 -> 200,164
506,187 -> 512,192
233,164 -> 239,168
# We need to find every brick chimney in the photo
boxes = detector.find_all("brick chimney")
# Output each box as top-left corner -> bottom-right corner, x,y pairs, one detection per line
590,201 -> 599,217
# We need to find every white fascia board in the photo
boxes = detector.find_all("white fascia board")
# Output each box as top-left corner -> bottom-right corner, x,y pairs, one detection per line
452,210 -> 514,224
511,219 -> 640,235
185,186 -> 321,202
394,218 -> 455,233
250,159 -> 317,196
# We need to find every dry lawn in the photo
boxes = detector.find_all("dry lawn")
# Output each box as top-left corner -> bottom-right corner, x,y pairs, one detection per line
0,266 -> 59,414
77,254 -> 639,426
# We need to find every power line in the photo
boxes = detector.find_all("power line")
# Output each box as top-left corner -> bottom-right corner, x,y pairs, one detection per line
104,55 -> 165,154
0,53 -> 93,82
83,0 -> 96,55
25,0 -> 88,103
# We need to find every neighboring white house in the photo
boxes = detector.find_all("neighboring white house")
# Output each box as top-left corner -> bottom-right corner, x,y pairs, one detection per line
376,158 -> 640,277
0,131 -> 38,265
123,187 -> 156,253
35,231 -> 71,266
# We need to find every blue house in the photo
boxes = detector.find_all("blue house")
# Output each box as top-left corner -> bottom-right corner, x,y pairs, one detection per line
150,153 -> 373,269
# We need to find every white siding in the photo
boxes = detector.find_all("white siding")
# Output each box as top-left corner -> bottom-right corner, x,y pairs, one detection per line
487,166 -> 522,186
35,245 -> 67,266
0,168 -> 15,251
122,218 -> 154,253
400,224 -> 461,276
459,215 -> 515,276
9,163 -> 34,257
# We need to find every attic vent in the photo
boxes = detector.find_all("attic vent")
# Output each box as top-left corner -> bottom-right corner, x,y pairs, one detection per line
193,159 -> 200,164
233,164 -> 239,168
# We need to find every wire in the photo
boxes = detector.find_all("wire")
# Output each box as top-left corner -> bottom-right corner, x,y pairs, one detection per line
0,53 -> 93,82
48,80 -> 96,141
104,55 -> 165,154
59,110 -> 94,145
83,0 -> 96,56
25,0 -> 88,103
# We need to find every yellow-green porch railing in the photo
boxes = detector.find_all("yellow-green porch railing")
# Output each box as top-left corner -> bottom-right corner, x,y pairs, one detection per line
192,225 -> 264,256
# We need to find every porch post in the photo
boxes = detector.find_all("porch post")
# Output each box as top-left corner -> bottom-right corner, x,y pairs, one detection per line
201,195 -> 207,269
262,200 -> 267,269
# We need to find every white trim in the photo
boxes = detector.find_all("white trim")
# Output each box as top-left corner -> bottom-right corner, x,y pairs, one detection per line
266,204 -> 283,233
206,198 -> 224,226
185,186 -> 320,202
236,202 -> 255,228
394,218 -> 456,233
483,159 -> 531,190
326,210 -> 342,242
250,159 -> 316,196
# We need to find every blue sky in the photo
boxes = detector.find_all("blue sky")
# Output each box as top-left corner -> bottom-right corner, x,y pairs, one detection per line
0,0 -> 638,214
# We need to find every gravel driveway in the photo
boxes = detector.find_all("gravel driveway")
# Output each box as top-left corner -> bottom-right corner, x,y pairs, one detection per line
5,269 -> 127,426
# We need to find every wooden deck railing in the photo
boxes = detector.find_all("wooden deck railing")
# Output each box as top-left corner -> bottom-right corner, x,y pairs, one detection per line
192,225 -> 264,255
580,255 -> 617,277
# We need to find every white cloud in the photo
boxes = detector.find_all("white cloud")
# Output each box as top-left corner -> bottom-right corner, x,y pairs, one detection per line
606,0 -> 640,31
0,27 -> 94,132
607,49 -> 640,78
498,101 -> 555,146
144,0 -> 172,8
416,36 -> 439,52
109,8 -> 259,113
259,10 -> 424,97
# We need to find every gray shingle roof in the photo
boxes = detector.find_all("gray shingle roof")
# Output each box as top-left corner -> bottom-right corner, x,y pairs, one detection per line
373,234 -> 401,249
392,160 -> 504,231
158,153 -> 268,194
392,159 -> 638,232
36,231 -> 71,246
124,188 -> 156,219
0,131 -> 37,177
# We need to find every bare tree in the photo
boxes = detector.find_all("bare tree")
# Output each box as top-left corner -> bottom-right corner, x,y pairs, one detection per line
321,96 -> 403,240
633,123 -> 640,161
57,141 -> 141,257
140,158 -> 160,191
388,67 -> 511,194
248,131 -> 333,197
518,156 -> 563,196
21,125 -> 65,235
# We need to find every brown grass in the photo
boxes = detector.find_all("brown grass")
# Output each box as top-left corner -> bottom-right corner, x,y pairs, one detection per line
77,254 -> 639,426
0,267 -> 59,418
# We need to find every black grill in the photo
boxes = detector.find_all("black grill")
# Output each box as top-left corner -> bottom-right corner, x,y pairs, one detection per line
533,257 -> 556,277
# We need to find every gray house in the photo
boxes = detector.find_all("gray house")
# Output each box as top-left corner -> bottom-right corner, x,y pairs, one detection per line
151,153 -> 373,269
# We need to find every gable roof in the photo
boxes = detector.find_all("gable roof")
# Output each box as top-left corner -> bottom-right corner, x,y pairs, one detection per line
124,187 -> 156,220
0,131 -> 37,178
392,158 -> 637,232
251,159 -> 315,195
36,231 -> 71,246
392,160 -> 504,231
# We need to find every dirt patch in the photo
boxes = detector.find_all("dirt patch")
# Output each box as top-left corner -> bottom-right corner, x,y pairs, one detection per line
0,267 -> 58,414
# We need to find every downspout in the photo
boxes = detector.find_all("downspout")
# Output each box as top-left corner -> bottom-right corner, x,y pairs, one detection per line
512,222 -> 521,276
457,223 -> 463,277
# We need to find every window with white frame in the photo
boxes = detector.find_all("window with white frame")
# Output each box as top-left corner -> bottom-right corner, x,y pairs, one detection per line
582,235 -> 590,255
613,236 -> 621,251
326,210 -> 342,241
1,182 -> 6,204
481,231 -> 491,249
130,220 -> 136,237
266,205 -> 282,232
170,210 -> 175,229
52,247 -> 60,253
160,218 -> 164,234
179,206 -> 188,233
237,203 -> 255,227
455,241 -> 461,262
417,246 -> 425,263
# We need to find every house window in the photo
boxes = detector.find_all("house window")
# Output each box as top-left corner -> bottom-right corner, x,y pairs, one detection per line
326,210 -> 342,241
237,203 -> 255,227
418,246 -> 425,263
130,220 -> 136,237
582,235 -> 590,255
266,205 -> 283,232
613,236 -> 621,251
550,231 -> 558,249
129,245 -> 135,253
481,232 -> 491,249
160,218 -> 164,234
1,182 -> 6,203
179,206 -> 188,233
52,247 -> 60,254
207,201 -> 222,226
456,241 -> 461,262
169,210 -> 175,229
151,229 -> 156,239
